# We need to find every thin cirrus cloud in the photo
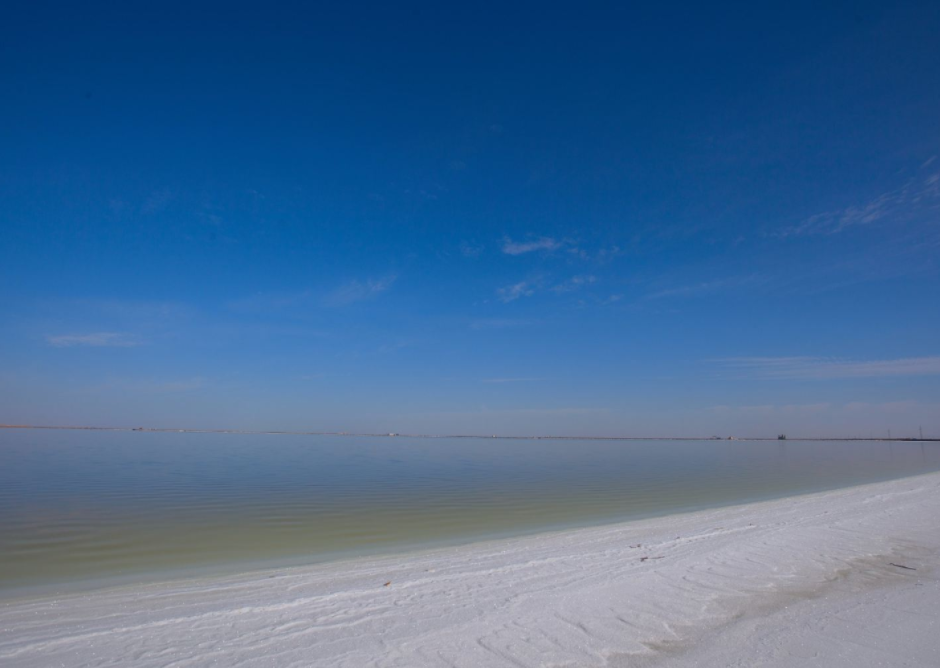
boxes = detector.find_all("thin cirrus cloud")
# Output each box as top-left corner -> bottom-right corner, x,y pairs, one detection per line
715,356 -> 940,379
229,277 -> 396,312
496,275 -> 597,302
551,275 -> 597,293
496,281 -> 535,302
323,275 -> 397,307
501,236 -> 562,255
646,275 -> 760,300
775,170 -> 940,238
46,332 -> 141,348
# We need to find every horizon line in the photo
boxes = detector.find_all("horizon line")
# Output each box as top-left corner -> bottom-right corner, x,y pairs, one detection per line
1,424 -> 936,443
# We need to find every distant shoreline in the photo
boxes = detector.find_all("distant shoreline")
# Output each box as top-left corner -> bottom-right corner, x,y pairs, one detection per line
1,423 -> 936,442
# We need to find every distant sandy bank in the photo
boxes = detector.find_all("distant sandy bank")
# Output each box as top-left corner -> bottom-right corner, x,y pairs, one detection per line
2,472 -> 939,667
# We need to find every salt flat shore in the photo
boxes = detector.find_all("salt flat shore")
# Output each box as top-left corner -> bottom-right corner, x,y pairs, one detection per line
2,473 -> 939,667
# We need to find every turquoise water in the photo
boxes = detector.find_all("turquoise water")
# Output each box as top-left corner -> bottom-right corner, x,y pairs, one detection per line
1,429 -> 939,597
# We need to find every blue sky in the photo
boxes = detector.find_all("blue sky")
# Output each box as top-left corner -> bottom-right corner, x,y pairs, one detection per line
2,1 -> 939,437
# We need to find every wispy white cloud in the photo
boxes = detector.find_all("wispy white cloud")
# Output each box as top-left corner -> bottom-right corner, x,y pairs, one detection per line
46,332 -> 141,348
647,280 -> 729,300
495,274 -> 606,303
496,280 -> 536,302
714,356 -> 940,379
777,171 -> 940,238
646,275 -> 759,300
551,275 -> 597,293
325,275 -> 397,306
566,245 -> 622,263
501,236 -> 562,255
230,277 -> 396,312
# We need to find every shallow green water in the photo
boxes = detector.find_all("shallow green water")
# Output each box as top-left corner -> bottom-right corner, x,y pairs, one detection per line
1,430 -> 938,596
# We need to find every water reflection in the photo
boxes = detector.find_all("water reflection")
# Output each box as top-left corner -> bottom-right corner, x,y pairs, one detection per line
1,430 -> 938,596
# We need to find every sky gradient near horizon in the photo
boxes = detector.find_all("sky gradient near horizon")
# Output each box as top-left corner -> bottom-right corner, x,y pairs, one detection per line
2,1 -> 939,437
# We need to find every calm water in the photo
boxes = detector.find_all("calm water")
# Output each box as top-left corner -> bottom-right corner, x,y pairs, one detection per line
2,430 -> 939,597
